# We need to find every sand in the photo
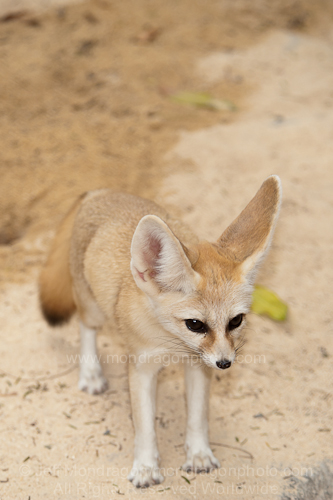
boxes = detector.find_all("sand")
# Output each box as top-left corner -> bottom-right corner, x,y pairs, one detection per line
0,0 -> 332,498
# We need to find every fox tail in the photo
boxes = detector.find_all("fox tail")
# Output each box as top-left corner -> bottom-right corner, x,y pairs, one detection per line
39,194 -> 85,326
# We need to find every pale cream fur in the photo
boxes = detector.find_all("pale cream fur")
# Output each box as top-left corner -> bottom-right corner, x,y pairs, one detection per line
39,176 -> 282,488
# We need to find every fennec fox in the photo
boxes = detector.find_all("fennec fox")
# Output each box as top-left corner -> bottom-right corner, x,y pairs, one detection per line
39,176 -> 281,487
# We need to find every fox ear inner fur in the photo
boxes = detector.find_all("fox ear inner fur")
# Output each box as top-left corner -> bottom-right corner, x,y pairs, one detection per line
216,175 -> 282,282
130,215 -> 197,295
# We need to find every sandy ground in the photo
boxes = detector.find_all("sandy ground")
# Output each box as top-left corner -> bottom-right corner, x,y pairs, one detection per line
0,0 -> 332,499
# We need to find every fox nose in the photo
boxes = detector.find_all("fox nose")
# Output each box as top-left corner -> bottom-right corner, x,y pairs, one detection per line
216,359 -> 232,370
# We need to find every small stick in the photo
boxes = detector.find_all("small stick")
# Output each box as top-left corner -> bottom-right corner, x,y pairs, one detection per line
210,442 -> 254,460
34,366 -> 77,382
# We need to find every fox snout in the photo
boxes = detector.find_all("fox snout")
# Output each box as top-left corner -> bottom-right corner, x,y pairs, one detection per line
200,338 -> 237,371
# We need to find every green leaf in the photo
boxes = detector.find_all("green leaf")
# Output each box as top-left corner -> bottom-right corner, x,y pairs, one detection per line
171,91 -> 236,111
181,475 -> 191,484
251,285 -> 288,321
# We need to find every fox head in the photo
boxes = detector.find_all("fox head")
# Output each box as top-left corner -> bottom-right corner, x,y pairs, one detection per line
130,176 -> 282,370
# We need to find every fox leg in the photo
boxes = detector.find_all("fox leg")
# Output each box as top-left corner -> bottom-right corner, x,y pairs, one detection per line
78,321 -> 108,395
127,361 -> 164,488
182,363 -> 220,472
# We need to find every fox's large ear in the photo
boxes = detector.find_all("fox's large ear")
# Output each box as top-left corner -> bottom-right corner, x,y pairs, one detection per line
131,215 -> 198,296
217,176 -> 282,282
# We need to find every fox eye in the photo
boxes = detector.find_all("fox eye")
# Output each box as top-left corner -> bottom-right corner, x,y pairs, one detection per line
228,314 -> 243,331
185,319 -> 207,334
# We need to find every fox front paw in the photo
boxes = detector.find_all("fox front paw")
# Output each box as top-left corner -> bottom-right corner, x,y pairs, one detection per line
128,464 -> 164,488
182,447 -> 220,473
78,365 -> 108,395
